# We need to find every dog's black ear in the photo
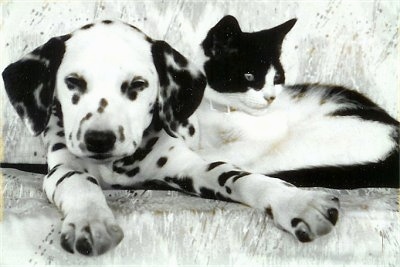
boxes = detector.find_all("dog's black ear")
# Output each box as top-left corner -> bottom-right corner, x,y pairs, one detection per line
2,34 -> 70,135
151,41 -> 206,137
202,15 -> 242,58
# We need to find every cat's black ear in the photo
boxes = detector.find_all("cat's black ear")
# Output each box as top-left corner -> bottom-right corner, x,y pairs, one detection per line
202,15 -> 242,58
260,18 -> 297,44
2,34 -> 70,135
152,40 -> 206,137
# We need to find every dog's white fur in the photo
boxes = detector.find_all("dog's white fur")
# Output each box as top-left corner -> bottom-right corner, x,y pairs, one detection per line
58,24 -> 157,159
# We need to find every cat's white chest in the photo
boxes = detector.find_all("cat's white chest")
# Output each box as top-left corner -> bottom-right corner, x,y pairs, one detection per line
196,100 -> 290,166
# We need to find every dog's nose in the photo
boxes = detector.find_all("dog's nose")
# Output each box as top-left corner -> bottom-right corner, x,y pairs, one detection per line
84,130 -> 116,153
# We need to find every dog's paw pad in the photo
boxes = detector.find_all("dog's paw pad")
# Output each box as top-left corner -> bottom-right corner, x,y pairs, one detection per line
271,190 -> 340,242
60,212 -> 123,256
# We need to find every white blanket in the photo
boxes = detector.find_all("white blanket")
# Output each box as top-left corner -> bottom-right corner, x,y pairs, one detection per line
1,168 -> 399,266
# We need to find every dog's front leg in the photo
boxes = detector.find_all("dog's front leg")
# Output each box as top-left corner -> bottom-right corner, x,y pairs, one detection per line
41,114 -> 123,256
140,134 -> 339,242
43,163 -> 123,256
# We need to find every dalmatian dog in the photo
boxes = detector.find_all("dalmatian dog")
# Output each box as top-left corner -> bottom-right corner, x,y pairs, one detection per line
2,20 -> 339,256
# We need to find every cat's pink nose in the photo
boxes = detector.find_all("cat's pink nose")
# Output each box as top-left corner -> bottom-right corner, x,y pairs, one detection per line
265,95 -> 276,104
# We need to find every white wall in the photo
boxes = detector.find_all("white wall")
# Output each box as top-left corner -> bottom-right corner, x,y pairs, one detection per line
1,0 -> 398,163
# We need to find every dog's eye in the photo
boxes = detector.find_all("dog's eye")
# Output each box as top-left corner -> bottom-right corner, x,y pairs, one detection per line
65,75 -> 87,92
244,73 -> 254,82
121,78 -> 148,100
129,79 -> 148,90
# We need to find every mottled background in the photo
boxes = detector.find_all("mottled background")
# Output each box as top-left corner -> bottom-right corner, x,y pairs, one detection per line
0,1 -> 399,266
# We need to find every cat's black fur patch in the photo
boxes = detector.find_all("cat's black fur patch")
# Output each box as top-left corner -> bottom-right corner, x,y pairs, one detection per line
202,15 -> 296,93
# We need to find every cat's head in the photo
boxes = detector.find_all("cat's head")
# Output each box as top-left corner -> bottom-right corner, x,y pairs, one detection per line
201,15 -> 296,114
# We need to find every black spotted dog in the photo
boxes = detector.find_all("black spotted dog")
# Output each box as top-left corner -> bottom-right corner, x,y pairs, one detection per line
196,16 -> 399,189
2,20 -> 339,256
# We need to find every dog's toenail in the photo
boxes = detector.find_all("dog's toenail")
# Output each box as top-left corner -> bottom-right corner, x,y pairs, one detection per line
327,208 -> 339,225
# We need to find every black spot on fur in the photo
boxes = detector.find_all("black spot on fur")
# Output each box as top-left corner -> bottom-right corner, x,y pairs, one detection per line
232,172 -> 251,182
126,167 -> 140,177
102,20 -> 113,24
199,187 -> 238,203
47,163 -> 62,177
291,218 -> 303,228
128,91 -> 137,101
113,165 -> 126,174
86,176 -> 99,185
52,143 -> 66,152
99,98 -> 108,108
81,23 -> 94,30
80,112 -> 92,124
56,131 -> 65,137
56,171 -> 83,187
114,136 -> 159,166
172,50 -> 188,67
164,176 -> 195,193
157,157 -> 168,167
188,125 -> 195,136
121,81 -> 129,94
118,126 -> 125,142
72,94 -> 80,104
207,161 -> 225,171
218,170 -> 241,186
57,120 -> 63,128
97,98 -> 108,113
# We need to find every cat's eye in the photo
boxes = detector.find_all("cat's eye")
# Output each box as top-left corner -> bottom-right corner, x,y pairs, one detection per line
244,73 -> 254,81
65,75 -> 87,92
274,73 -> 285,85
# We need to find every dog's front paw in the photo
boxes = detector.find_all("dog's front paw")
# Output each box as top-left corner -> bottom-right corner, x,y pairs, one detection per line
60,207 -> 123,256
270,189 -> 340,242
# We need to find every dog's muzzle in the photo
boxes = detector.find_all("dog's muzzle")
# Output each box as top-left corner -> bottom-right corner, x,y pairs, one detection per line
84,130 -> 116,154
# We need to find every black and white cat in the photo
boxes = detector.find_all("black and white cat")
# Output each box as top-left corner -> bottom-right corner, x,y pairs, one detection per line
195,15 -> 399,189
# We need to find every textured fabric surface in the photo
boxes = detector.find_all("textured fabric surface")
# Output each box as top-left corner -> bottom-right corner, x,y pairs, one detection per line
1,1 -> 399,266
1,168 -> 399,266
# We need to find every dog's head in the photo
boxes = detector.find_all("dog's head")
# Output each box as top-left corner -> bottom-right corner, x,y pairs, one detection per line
2,20 -> 206,161
202,15 -> 296,114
